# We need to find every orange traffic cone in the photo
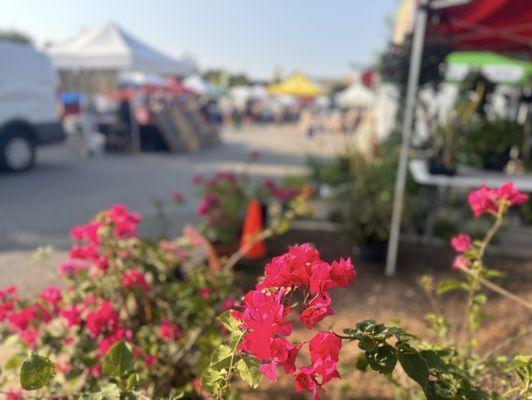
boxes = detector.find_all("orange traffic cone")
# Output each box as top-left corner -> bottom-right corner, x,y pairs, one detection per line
240,199 -> 266,259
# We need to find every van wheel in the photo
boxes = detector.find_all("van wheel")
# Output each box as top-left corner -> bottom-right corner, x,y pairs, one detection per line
0,129 -> 36,172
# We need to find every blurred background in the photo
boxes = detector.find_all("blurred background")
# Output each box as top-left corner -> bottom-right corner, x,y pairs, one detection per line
1,1 -> 531,397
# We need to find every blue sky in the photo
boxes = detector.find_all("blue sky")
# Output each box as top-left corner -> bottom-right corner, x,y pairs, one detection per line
1,1 -> 399,79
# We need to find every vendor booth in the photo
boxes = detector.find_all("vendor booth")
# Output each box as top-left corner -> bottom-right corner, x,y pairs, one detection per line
386,0 -> 532,276
48,22 -> 194,92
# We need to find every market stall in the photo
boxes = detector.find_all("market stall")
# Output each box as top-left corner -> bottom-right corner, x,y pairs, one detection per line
386,0 -> 532,276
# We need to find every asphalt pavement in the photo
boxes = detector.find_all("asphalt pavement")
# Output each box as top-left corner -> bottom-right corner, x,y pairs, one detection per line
0,125 -> 343,293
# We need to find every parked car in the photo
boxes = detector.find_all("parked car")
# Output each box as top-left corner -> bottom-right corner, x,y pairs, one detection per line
0,41 -> 65,172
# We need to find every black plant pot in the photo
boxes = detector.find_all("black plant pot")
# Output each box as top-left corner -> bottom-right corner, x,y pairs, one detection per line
482,150 -> 510,171
428,156 -> 456,176
360,241 -> 388,264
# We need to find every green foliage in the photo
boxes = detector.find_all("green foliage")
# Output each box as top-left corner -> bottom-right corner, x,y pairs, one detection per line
20,353 -> 56,390
378,35 -> 451,95
342,320 -> 487,399
80,383 -> 121,400
307,155 -> 351,189
235,357 -> 261,389
202,310 -> 262,398
456,119 -> 524,171
343,153 -> 395,244
0,29 -> 33,45
102,340 -> 135,378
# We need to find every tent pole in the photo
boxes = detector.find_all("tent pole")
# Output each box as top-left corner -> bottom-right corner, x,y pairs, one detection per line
385,0 -> 429,277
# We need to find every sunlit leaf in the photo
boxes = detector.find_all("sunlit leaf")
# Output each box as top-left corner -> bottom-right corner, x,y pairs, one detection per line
20,353 -> 56,390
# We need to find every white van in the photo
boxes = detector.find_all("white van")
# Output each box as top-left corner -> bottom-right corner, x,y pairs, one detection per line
0,41 -> 65,172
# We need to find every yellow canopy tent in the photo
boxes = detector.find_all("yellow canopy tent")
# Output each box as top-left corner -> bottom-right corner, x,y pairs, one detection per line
268,73 -> 322,98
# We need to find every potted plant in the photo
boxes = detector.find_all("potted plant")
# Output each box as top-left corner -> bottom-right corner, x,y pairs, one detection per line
195,172 -> 248,255
343,152 -> 394,263
457,118 -> 524,171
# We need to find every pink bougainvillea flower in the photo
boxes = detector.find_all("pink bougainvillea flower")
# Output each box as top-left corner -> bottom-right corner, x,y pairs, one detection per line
89,364 -> 102,378
259,338 -> 300,382
122,268 -> 150,292
452,255 -> 469,270
58,258 -> 89,276
233,244 -> 355,399
159,320 -> 182,341
6,390 -> 22,400
8,306 -> 36,331
98,328 -> 132,355
234,289 -> 293,361
85,300 -> 119,338
263,179 -> 300,202
220,297 -> 237,312
329,258 -> 355,288
196,194 -> 220,217
108,203 -> 142,239
61,305 -> 83,328
70,221 -> 102,244
309,331 -> 342,366
18,328 -> 39,348
192,174 -> 204,185
468,182 -> 528,217
451,234 -> 472,253
39,286 -> 62,305
0,285 -> 17,300
144,354 -> 157,368
294,369 -> 321,400
300,292 -> 334,329
496,182 -> 528,206
467,185 -> 498,217
198,287 -> 211,299
250,149 -> 260,159
172,191 -> 185,204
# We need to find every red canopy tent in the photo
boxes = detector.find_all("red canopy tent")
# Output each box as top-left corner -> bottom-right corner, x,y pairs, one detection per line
427,0 -> 532,53
386,0 -> 532,276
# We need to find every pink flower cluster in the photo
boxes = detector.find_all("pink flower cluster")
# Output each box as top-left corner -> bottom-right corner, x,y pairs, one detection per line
263,179 -> 300,202
232,244 -> 355,400
66,204 -> 141,273
122,268 -> 151,292
467,182 -> 528,217
159,320 -> 182,340
172,191 -> 185,204
197,194 -> 221,217
0,285 -> 63,348
451,182 -> 528,270
450,233 -> 472,270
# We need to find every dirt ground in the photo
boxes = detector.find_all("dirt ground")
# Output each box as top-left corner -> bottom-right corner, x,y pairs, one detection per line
233,230 -> 532,399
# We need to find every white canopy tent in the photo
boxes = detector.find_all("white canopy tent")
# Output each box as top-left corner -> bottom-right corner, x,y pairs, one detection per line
336,82 -> 375,108
47,22 -> 194,76
183,75 -> 222,97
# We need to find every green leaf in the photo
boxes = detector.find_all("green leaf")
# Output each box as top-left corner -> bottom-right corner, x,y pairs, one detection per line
358,336 -> 377,352
81,383 -> 121,400
201,367 -> 227,394
20,353 -> 56,390
420,350 -> 449,372
4,354 -> 24,370
210,344 -> 233,369
366,344 -> 397,375
436,279 -> 467,295
235,356 -> 261,389
355,353 -> 369,372
398,349 -> 429,390
218,310 -> 241,332
474,294 -> 487,305
125,373 -> 140,390
102,340 -> 135,378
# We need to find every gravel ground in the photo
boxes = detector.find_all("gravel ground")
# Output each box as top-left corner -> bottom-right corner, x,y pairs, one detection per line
0,125 -> 345,293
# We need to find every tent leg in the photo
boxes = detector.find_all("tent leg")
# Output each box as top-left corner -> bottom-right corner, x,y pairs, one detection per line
385,0 -> 429,277
130,107 -> 141,153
